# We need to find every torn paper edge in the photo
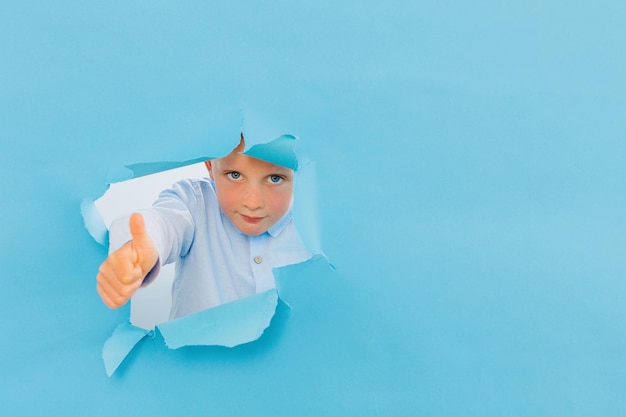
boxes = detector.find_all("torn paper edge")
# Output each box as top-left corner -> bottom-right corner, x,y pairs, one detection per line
102,289 -> 279,376
120,157 -> 211,181
158,289 -> 279,349
86,135 -> 324,376
242,134 -> 299,170
100,255 -> 334,376
80,198 -> 108,246
102,322 -> 150,377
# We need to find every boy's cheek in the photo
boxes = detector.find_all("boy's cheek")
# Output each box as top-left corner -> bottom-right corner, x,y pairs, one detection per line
215,187 -> 237,210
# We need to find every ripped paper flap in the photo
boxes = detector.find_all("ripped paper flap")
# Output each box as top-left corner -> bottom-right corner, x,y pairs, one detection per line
80,198 -> 108,246
102,289 -> 279,375
121,158 -> 211,180
242,134 -> 299,170
102,322 -> 150,377
158,289 -> 279,349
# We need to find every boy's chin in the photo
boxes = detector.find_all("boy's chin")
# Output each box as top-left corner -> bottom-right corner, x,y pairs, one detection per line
236,225 -> 269,236
232,219 -> 272,236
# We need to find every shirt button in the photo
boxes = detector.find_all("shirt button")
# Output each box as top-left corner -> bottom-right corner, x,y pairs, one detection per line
253,256 -> 263,264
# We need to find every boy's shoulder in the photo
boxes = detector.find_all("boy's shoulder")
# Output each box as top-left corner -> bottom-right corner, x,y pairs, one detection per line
157,176 -> 217,209
170,176 -> 215,193
179,175 -> 212,185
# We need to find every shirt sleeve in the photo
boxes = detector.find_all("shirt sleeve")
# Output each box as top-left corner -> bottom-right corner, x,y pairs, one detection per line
107,179 -> 199,268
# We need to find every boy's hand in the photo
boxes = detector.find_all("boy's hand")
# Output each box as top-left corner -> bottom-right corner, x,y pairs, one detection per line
96,213 -> 159,308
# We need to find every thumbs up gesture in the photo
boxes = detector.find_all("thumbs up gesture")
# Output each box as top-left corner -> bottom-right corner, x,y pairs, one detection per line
96,213 -> 159,308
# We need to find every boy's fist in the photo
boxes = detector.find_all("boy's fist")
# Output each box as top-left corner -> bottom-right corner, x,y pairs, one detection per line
96,213 -> 159,308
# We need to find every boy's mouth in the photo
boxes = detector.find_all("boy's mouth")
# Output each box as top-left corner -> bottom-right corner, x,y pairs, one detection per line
239,214 -> 266,224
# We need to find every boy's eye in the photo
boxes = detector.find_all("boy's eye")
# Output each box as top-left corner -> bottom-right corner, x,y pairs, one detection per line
269,175 -> 283,184
227,171 -> 241,180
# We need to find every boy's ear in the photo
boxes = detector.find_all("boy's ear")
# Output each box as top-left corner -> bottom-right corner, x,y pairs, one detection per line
204,160 -> 214,180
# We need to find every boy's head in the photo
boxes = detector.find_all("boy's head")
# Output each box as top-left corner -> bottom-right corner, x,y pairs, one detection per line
205,136 -> 295,236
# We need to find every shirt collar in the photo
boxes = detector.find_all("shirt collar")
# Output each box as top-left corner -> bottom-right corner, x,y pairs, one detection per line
266,210 -> 292,238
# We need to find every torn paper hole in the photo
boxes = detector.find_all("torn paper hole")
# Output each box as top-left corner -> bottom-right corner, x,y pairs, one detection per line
102,289 -> 279,376
84,134 -> 323,376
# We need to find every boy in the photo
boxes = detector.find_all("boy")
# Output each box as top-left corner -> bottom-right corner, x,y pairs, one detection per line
96,135 -> 311,319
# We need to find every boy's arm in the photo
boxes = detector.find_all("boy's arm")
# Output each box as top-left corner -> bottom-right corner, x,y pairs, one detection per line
96,213 -> 159,309
97,179 -> 197,308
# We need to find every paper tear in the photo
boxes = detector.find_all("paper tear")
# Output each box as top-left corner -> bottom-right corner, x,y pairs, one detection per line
106,165 -> 134,184
122,157 -> 211,180
102,322 -> 149,377
83,161 -> 203,245
158,289 -> 279,349
242,134 -> 299,170
105,159 -> 211,185
80,198 -> 108,246
86,133 -> 324,376
102,290 -> 280,375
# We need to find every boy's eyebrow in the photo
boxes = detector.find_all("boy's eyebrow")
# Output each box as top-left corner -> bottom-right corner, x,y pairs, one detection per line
218,157 -> 294,173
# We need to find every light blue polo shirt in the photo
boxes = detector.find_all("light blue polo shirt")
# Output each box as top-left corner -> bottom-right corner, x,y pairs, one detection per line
108,177 -> 312,320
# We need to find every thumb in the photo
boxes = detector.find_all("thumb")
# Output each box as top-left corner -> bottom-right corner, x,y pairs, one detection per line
129,213 -> 154,264
129,212 -> 148,243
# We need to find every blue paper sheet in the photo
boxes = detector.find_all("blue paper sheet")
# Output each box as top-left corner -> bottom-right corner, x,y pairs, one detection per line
6,1 -> 626,414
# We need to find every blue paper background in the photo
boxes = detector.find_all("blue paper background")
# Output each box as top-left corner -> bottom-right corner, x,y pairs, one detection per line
2,1 -> 626,415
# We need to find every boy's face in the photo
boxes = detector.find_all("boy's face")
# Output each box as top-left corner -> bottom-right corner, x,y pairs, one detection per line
206,142 -> 295,236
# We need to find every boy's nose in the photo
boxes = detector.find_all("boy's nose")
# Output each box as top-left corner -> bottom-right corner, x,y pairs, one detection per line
242,185 -> 264,210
